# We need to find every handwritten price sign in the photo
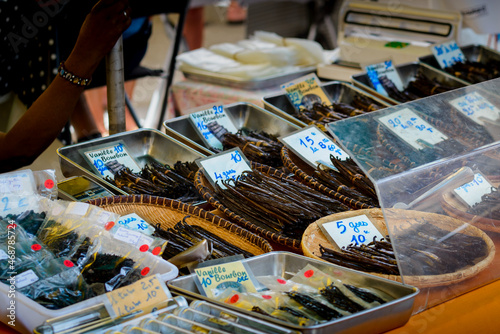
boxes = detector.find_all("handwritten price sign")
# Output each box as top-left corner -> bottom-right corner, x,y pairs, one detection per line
194,261 -> 257,298
377,108 -> 448,150
365,59 -> 404,98
280,125 -> 349,169
319,214 -> 384,249
0,170 -> 39,215
105,274 -> 170,318
84,142 -> 140,179
189,105 -> 238,150
449,92 -> 500,125
197,148 -> 252,189
281,73 -> 332,111
431,40 -> 466,69
454,172 -> 494,207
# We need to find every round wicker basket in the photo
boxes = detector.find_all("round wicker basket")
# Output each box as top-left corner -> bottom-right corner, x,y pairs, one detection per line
87,195 -> 273,257
194,162 -> 319,249
302,208 -> 496,288
280,146 -> 376,210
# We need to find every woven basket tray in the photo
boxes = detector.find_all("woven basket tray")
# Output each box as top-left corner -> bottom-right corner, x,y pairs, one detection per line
87,195 -> 273,257
302,208 -> 496,288
194,162 -> 313,249
281,146 -> 376,210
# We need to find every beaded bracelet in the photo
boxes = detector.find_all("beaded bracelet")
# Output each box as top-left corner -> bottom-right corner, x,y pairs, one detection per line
57,62 -> 92,87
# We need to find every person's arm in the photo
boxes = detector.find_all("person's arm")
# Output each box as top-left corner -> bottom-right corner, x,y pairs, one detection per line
0,0 -> 131,173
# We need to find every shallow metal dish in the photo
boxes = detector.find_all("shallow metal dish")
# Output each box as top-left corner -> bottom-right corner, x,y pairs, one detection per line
351,62 -> 467,105
163,102 -> 302,155
57,128 -> 207,197
168,251 -> 419,334
181,66 -> 317,90
262,81 -> 391,127
418,44 -> 500,85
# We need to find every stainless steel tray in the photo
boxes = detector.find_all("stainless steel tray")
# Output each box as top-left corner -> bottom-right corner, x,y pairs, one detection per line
181,66 -> 317,90
418,44 -> 500,85
351,62 -> 467,105
167,251 -> 419,334
262,81 -> 391,127
163,102 -> 302,155
57,128 -> 207,196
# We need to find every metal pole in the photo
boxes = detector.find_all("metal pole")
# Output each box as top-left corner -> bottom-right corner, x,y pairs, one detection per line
106,36 -> 126,135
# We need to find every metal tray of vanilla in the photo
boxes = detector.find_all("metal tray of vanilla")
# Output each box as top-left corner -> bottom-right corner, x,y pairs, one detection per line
351,62 -> 468,105
262,81 -> 391,128
57,128 -> 207,199
163,102 -> 301,155
167,252 -> 419,334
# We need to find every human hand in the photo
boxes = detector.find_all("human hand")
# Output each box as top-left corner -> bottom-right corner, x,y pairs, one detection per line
66,0 -> 132,77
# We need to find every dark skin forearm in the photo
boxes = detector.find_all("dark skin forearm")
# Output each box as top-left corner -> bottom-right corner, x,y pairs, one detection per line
0,0 -> 131,173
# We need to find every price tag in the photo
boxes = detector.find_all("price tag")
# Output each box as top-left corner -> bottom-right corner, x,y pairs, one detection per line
66,202 -> 90,216
0,170 -> 37,194
449,92 -> 500,125
279,125 -> 349,169
280,73 -> 332,110
104,274 -> 171,318
84,142 -> 141,179
15,269 -> 39,289
318,214 -> 384,249
113,227 -> 154,248
377,108 -> 448,150
194,261 -> 258,298
189,105 -> 239,150
453,173 -> 494,207
431,40 -> 466,69
364,60 -> 404,97
197,148 -> 252,190
117,213 -> 155,235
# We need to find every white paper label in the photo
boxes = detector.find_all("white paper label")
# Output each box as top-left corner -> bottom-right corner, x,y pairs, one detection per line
0,249 -> 8,261
449,92 -> 500,125
320,214 -> 384,249
96,211 -> 114,225
364,60 -> 404,97
189,105 -> 239,150
431,40 -> 466,69
113,227 -> 142,246
280,73 -> 332,110
15,269 -> 39,289
454,173 -> 494,207
85,143 -> 141,179
117,213 -> 155,235
280,125 -> 349,169
198,148 -> 252,190
66,202 -> 90,216
0,170 -> 36,194
378,108 -> 448,150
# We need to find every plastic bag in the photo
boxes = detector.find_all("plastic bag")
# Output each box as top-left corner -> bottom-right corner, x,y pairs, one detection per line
80,234 -> 162,295
18,266 -> 92,310
33,169 -> 58,200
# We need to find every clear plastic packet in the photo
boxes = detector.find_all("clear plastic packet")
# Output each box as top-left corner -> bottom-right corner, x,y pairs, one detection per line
290,264 -> 392,309
0,169 -> 42,218
18,265 -> 92,310
104,223 -> 167,257
33,169 -> 58,200
80,234 -> 162,295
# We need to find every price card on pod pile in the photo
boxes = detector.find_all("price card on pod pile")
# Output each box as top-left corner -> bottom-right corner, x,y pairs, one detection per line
280,73 -> 332,111
189,105 -> 239,151
431,40 -> 466,69
448,91 -> 500,125
364,59 -> 404,98
197,148 -> 252,189
318,214 -> 385,249
194,259 -> 258,298
377,108 -> 448,151
0,169 -> 39,215
83,141 -> 141,179
279,125 -> 349,169
104,274 -> 171,318
453,172 -> 495,207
